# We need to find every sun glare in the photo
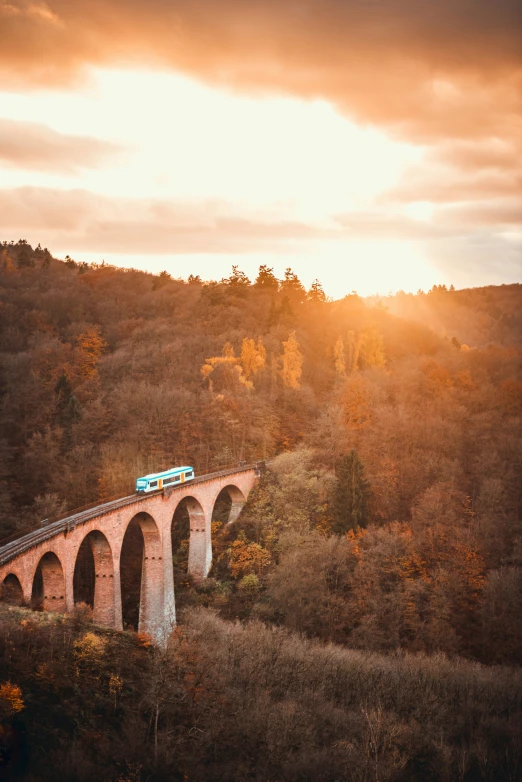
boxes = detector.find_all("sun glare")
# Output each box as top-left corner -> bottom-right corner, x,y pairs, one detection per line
1,67 -> 441,295
404,201 -> 435,222
0,68 -> 419,216
69,240 -> 440,298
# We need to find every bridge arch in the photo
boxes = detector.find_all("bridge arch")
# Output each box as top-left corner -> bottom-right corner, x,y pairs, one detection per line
31,551 -> 65,613
120,511 -> 163,638
172,495 -> 209,581
73,530 -> 115,627
1,573 -> 24,605
211,484 -> 247,526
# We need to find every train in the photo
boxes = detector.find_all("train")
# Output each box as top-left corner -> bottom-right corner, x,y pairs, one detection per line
135,466 -> 195,493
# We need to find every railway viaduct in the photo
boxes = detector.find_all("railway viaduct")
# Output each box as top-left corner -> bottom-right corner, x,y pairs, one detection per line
0,464 -> 261,644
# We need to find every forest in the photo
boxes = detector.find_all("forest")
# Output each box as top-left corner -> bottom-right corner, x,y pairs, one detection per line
0,238 -> 521,780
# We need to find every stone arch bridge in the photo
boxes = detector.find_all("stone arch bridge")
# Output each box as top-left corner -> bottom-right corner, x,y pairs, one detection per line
0,464 -> 262,643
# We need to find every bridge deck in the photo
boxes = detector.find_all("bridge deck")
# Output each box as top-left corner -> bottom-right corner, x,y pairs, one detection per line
0,462 -> 262,567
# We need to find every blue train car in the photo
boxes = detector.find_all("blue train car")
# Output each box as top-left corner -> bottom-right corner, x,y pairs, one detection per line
136,466 -> 194,493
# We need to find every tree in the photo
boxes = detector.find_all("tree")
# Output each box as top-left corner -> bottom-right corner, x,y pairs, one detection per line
152,270 -> 172,290
54,371 -> 80,429
264,532 -> 356,639
224,265 -> 250,295
0,682 -> 24,722
32,492 -> 68,523
358,327 -> 385,369
333,336 -> 346,377
280,331 -> 303,389
346,330 -> 360,373
307,279 -> 327,304
331,450 -> 371,534
341,376 -> 372,430
254,265 -> 279,292
229,538 -> 271,577
240,338 -> 266,380
279,295 -> 294,323
201,343 -> 252,391
76,328 -> 107,379
16,244 -> 34,268
266,298 -> 279,327
280,268 -> 305,305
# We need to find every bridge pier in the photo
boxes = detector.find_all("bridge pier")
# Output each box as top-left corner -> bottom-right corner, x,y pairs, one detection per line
90,533 -> 116,627
162,528 -> 176,638
22,578 -> 33,607
65,559 -> 75,614
137,515 -> 165,641
187,498 -> 211,582
113,564 -> 123,631
228,500 -> 245,525
39,553 -> 66,613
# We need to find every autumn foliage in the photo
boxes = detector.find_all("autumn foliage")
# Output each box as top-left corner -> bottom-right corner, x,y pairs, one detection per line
1,241 -> 522,780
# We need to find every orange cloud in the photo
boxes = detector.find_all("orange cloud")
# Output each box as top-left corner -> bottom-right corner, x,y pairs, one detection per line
0,0 -> 520,149
430,141 -> 522,174
0,119 -> 124,172
1,186 -> 519,253
0,186 -> 327,252
382,171 -> 522,205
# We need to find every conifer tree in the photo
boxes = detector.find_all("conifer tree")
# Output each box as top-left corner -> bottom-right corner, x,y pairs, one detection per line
152,270 -> 172,290
267,298 -> 279,327
307,279 -> 327,304
16,243 -> 34,268
54,372 -> 80,434
225,265 -> 250,295
279,295 -> 295,323
280,268 -> 306,304
254,265 -> 279,292
331,449 -> 371,534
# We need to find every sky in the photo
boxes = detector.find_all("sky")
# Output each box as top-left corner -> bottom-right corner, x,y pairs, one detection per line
0,1 -> 521,297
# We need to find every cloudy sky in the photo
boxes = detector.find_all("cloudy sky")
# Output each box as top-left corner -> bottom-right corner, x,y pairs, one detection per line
0,0 -> 521,296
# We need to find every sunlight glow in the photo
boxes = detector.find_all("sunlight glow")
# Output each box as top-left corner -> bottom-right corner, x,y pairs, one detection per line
69,240 -> 441,298
0,67 -> 443,296
404,201 -> 435,222
0,67 -> 420,218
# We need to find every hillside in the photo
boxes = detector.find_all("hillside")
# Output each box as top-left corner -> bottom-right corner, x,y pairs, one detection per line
370,284 -> 522,348
1,240 -> 519,526
0,239 -> 443,523
1,239 -> 521,779
1,605 -> 521,781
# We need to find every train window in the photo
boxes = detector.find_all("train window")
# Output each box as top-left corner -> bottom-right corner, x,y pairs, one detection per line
174,475 -> 180,482
149,480 -> 158,488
